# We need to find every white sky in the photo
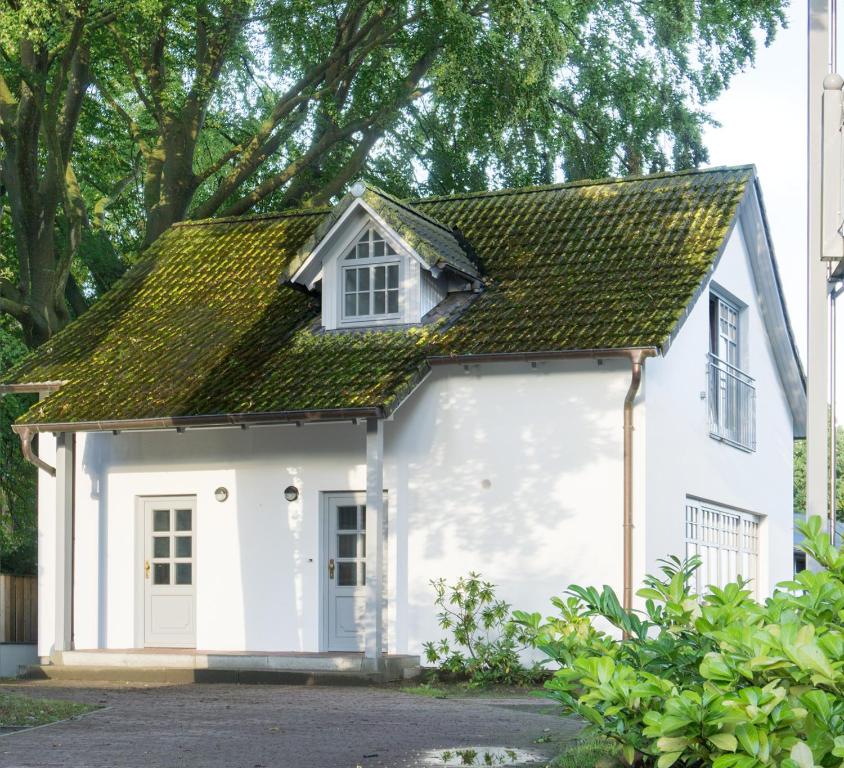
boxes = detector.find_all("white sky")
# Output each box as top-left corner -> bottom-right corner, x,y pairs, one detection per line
703,0 -> 809,359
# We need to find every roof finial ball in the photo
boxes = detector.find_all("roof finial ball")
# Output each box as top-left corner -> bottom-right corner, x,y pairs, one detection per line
824,72 -> 844,90
350,180 -> 367,198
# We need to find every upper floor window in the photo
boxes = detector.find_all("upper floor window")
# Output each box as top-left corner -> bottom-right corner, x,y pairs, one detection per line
342,227 -> 401,321
708,292 -> 756,451
711,294 -> 739,366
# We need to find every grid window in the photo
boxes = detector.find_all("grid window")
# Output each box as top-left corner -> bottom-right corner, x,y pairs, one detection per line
342,228 -> 400,321
685,499 -> 759,596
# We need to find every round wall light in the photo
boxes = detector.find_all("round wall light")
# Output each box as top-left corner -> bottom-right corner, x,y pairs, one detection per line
284,485 -> 299,502
214,486 -> 229,503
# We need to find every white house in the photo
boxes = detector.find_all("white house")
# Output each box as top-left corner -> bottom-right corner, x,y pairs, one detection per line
1,166 -> 805,680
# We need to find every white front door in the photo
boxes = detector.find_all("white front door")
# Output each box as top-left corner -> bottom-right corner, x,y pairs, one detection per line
143,497 -> 196,648
324,494 -> 367,651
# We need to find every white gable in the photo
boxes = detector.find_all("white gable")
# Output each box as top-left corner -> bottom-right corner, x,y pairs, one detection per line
291,197 -> 452,330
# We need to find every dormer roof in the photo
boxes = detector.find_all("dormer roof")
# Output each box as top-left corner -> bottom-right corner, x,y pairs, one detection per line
289,182 -> 479,288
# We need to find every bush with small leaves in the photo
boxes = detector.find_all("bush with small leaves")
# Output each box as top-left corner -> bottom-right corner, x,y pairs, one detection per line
513,518 -> 844,768
423,572 -> 544,686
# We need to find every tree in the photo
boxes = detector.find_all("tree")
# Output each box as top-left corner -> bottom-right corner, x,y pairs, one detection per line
794,428 -> 844,521
0,1 -> 159,347
0,321 -> 35,574
2,0 -> 788,349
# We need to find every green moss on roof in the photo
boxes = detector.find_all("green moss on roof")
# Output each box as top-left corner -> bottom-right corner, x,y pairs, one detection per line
292,183 -> 478,278
7,166 -> 753,426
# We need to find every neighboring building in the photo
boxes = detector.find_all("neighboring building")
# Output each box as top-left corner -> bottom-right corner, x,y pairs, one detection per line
1,166 -> 805,678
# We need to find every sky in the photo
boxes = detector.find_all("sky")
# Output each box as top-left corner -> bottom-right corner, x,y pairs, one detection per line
703,0 -> 809,358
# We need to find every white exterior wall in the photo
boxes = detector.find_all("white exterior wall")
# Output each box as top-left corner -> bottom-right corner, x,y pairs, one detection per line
642,220 -> 795,597
44,358 -> 636,656
71,424 -> 367,652
385,359 -> 633,654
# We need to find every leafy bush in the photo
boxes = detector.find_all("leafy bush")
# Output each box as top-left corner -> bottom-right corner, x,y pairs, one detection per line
423,572 -> 544,686
513,518 -> 844,768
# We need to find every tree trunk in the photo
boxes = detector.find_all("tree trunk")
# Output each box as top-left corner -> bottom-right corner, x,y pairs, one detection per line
143,119 -> 200,245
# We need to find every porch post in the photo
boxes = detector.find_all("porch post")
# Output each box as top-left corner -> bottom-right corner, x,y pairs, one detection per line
54,433 -> 73,653
364,418 -> 384,667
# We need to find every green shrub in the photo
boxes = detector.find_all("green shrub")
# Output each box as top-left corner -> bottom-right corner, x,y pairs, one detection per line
423,572 -> 544,686
513,517 -> 844,768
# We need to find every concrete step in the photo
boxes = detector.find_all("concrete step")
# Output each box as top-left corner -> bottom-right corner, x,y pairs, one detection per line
26,652 -> 421,685
24,664 -> 389,686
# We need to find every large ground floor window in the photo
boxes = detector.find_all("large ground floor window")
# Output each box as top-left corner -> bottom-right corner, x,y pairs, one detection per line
684,498 -> 760,595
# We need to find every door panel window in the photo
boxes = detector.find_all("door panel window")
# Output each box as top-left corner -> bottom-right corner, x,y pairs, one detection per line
335,504 -> 366,588
150,504 -> 194,586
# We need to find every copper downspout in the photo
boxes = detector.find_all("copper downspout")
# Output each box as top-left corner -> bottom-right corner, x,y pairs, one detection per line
18,426 -> 56,476
623,349 -> 654,614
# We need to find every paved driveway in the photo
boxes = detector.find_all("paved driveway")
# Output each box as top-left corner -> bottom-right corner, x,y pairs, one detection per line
0,682 -> 581,768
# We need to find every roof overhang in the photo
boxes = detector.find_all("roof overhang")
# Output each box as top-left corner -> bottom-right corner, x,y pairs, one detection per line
739,178 -> 807,436
12,347 -> 659,434
660,172 -> 807,437
12,406 -> 386,435
0,381 -> 66,395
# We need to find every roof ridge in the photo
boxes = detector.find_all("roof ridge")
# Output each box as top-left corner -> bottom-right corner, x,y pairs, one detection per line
175,207 -> 330,228
370,186 -> 457,235
170,165 -> 754,228
410,164 -> 756,206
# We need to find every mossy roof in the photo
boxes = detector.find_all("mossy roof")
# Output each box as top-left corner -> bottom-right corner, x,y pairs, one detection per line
6,165 -> 756,428
291,183 -> 479,279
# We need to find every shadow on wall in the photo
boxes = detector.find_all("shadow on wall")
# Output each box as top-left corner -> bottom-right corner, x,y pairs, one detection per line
81,433 -> 110,649
388,361 -> 630,634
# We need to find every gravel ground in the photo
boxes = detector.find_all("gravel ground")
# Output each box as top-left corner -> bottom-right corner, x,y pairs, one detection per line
0,681 -> 582,768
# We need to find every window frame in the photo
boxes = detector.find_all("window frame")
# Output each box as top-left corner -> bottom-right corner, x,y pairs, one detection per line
338,224 -> 404,326
707,287 -> 756,452
709,291 -> 743,368
684,498 -> 760,597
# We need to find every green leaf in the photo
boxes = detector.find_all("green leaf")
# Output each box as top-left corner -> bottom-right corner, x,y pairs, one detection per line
658,737 -> 690,753
790,742 -> 814,768
657,752 -> 683,768
709,733 -> 738,752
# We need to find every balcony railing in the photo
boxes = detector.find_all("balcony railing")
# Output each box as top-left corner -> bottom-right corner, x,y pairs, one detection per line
707,353 -> 756,452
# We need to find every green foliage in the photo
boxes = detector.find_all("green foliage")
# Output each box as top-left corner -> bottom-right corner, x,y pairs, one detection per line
0,324 -> 36,574
0,689 -> 97,727
793,433 -> 844,520
553,739 -> 621,768
423,572 -> 543,687
513,519 -> 844,768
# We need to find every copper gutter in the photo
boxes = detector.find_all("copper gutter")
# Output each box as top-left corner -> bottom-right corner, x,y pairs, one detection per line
11,406 -> 386,436
427,347 -> 656,366
623,349 -> 656,614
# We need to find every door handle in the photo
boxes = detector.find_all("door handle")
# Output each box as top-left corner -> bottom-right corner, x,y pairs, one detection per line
144,560 -> 150,580
328,559 -> 335,579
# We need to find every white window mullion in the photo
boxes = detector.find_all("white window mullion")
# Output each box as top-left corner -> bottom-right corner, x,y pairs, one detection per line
685,499 -> 759,596
341,225 -> 401,324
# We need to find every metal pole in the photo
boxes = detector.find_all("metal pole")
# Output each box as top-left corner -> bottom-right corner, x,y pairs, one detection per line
808,0 -> 832,545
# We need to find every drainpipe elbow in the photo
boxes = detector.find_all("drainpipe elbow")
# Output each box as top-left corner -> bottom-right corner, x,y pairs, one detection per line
17,426 -> 56,476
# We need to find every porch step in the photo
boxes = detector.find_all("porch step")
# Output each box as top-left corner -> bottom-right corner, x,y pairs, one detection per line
28,651 -> 421,684
24,665 -> 391,686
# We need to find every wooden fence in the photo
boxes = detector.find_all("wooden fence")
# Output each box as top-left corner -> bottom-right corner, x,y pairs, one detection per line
0,575 -> 36,643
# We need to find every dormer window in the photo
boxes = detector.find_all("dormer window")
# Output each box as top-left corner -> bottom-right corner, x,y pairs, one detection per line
288,181 -> 480,331
342,228 -> 401,321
